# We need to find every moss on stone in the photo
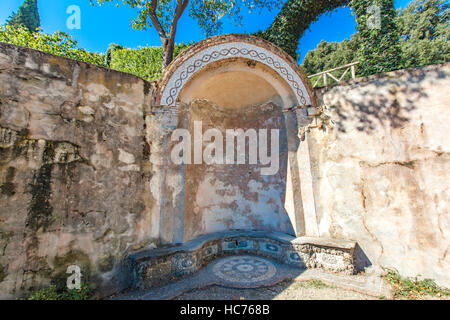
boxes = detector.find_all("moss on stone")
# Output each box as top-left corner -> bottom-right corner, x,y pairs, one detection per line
0,230 -> 13,241
53,250 -> 90,270
132,239 -> 158,251
26,141 -> 56,232
0,230 -> 13,256
0,264 -> 6,283
58,162 -> 78,186
0,182 -> 15,196
97,255 -> 115,273
0,167 -> 16,196
11,128 -> 30,159
42,141 -> 55,163
0,147 -> 10,162
31,256 -> 53,278
26,163 -> 53,231
51,250 -> 92,291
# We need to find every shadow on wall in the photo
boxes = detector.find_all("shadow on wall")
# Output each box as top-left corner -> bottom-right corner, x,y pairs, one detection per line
180,99 -> 293,242
309,63 -> 450,287
319,66 -> 447,133
353,244 -> 372,273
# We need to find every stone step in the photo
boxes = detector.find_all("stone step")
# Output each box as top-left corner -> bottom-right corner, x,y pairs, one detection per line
125,231 -> 358,290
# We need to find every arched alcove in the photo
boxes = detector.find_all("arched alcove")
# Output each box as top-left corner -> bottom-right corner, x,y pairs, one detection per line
178,58 -> 297,109
156,34 -> 315,107
153,34 -> 319,244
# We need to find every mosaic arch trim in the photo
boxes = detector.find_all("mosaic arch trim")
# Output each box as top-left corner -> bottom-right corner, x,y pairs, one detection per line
160,42 -> 312,107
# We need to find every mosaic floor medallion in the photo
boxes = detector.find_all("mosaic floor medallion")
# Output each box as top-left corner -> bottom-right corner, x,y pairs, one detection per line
212,255 -> 277,284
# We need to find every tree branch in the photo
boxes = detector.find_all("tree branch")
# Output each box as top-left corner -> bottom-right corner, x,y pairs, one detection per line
169,0 -> 189,40
148,0 -> 167,39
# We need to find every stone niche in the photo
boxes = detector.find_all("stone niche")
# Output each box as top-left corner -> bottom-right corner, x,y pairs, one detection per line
151,34 -> 320,244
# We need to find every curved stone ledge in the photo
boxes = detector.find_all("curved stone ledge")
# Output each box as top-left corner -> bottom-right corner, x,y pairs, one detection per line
126,231 -> 357,290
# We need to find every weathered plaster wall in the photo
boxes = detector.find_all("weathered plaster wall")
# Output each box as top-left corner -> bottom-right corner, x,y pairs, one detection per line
183,99 -> 292,241
310,63 -> 450,287
0,42 -> 158,297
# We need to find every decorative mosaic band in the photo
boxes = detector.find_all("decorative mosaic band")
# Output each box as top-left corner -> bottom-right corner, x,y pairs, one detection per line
160,42 -> 311,107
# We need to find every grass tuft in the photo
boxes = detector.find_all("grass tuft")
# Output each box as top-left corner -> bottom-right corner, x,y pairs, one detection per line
28,284 -> 92,300
383,269 -> 450,300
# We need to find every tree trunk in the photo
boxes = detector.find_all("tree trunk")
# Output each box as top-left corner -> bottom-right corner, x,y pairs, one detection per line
149,0 -> 188,70
161,37 -> 175,69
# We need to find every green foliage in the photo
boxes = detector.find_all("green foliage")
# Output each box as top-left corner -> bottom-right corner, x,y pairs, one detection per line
0,264 -> 6,283
28,286 -> 61,300
257,0 -> 350,59
6,0 -> 40,32
105,43 -> 124,67
399,0 -> 449,68
303,35 -> 360,86
259,0 -> 401,75
0,24 -> 192,80
91,0 -> 281,38
383,269 -> 450,300
302,279 -> 331,289
4,0 -> 445,84
110,43 -> 191,81
302,0 -> 449,81
91,0 -> 282,67
28,284 -> 92,300
0,25 -> 106,67
351,0 -> 402,76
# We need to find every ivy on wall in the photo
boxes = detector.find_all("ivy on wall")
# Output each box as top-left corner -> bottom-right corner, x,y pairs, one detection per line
256,0 -> 349,60
258,0 -> 402,75
351,0 -> 402,76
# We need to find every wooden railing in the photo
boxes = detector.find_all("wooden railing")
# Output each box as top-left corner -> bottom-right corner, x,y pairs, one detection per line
308,61 -> 360,88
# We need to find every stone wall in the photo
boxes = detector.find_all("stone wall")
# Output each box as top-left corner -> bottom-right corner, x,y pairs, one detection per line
0,42 -> 157,297
310,63 -> 450,287
0,39 -> 449,298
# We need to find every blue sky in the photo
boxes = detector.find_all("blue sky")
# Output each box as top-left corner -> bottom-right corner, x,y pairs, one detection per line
1,0 -> 414,63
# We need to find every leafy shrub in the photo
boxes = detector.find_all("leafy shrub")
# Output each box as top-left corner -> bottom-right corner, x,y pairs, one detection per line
6,0 -> 40,33
0,24 -> 191,81
302,0 -> 449,81
303,35 -> 361,87
28,284 -> 92,300
398,0 -> 450,69
383,269 -> 450,300
110,43 -> 191,81
0,25 -> 106,67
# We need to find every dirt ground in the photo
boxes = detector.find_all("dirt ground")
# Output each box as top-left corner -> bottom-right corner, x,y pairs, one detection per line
174,280 -> 379,300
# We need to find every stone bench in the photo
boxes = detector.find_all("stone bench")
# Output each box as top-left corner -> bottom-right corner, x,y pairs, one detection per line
125,231 -> 357,290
